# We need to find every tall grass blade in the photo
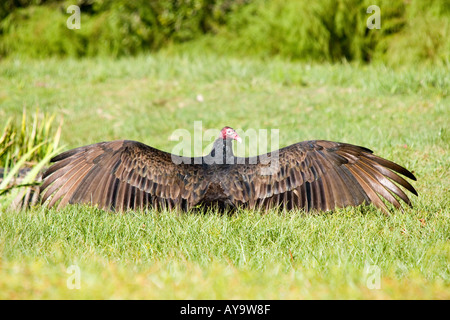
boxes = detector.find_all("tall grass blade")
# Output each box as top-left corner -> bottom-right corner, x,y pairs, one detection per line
0,142 -> 45,191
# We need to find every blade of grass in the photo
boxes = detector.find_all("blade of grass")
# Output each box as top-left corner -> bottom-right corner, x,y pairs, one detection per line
0,142 -> 45,191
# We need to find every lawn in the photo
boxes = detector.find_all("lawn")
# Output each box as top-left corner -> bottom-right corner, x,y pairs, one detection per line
0,52 -> 449,299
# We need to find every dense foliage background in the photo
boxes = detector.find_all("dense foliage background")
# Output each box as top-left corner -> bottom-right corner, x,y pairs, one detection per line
1,0 -> 449,65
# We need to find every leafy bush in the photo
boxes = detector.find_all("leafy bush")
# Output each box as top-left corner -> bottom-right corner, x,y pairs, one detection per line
374,0 -> 450,65
0,0 -> 60,21
217,0 -> 449,65
0,108 -> 63,209
0,0 -> 448,65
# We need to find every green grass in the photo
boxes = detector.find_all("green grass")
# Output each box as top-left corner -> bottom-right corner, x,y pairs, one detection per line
0,52 -> 449,299
0,207 -> 449,299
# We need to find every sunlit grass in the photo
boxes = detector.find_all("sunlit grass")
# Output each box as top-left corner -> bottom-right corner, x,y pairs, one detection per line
0,52 -> 448,299
0,206 -> 448,299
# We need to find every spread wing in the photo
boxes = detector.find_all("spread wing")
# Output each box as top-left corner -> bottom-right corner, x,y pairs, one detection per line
221,140 -> 417,214
40,140 -> 208,211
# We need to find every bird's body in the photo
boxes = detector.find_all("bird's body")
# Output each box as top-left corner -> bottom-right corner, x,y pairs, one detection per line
40,127 -> 417,214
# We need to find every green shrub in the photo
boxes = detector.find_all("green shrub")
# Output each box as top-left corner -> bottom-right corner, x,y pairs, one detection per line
0,0 -> 448,65
216,0 -> 449,66
0,0 -> 245,58
374,0 -> 450,66
0,0 -> 60,21
0,5 -> 84,58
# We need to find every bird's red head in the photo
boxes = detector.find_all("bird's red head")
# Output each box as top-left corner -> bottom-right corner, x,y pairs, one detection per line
221,127 -> 242,142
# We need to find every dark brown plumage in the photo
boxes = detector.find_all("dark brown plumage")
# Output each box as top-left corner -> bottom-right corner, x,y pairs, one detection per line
40,127 -> 417,214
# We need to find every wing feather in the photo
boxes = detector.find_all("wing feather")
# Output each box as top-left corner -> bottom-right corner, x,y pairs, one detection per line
40,137 -> 417,214
40,140 -> 207,211
221,140 -> 417,213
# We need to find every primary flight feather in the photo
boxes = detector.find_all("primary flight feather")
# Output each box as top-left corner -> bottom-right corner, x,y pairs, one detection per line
40,127 -> 417,214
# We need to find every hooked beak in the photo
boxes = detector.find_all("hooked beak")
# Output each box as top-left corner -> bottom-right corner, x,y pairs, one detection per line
234,134 -> 242,143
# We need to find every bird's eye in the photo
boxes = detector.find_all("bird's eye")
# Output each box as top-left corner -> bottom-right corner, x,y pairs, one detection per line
226,129 -> 232,134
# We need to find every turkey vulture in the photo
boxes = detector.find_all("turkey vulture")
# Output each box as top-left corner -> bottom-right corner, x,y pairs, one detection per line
40,127 -> 417,214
